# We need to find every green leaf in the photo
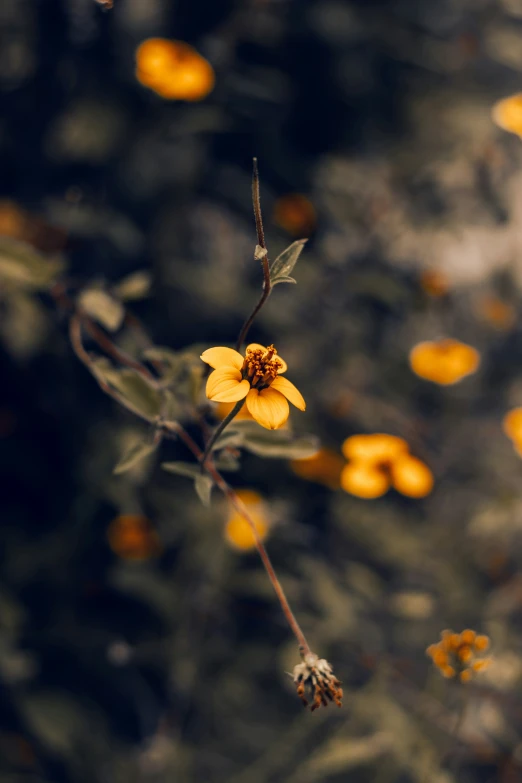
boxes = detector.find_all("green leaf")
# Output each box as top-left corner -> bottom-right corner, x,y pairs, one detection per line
270,239 -> 307,284
213,454 -> 240,472
212,428 -> 245,451
114,270 -> 151,301
226,420 -> 320,459
271,275 -> 296,286
79,287 -> 125,331
194,474 -> 213,506
90,361 -> 162,421
161,461 -> 201,479
113,438 -> 158,474
0,237 -> 64,290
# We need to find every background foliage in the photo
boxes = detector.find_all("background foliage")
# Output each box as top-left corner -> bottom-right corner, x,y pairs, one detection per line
3,0 -> 522,781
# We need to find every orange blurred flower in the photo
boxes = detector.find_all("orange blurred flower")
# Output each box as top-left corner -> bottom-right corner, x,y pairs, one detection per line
409,339 -> 480,385
340,433 -> 433,499
420,269 -> 449,298
476,295 -> 516,331
225,490 -> 269,551
502,407 -> 522,457
273,194 -> 316,237
135,38 -> 214,102
290,448 -> 345,490
426,629 -> 491,683
492,93 -> 522,137
107,515 -> 162,561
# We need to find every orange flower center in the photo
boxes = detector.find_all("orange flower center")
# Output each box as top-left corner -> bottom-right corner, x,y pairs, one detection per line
242,344 -> 283,389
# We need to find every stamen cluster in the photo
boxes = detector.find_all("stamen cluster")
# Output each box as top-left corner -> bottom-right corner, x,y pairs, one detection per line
426,629 -> 491,683
292,653 -> 343,711
242,344 -> 283,389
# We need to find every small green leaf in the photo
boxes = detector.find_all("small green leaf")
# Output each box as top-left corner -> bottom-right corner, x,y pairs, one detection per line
0,238 -> 64,290
161,461 -> 201,479
108,370 -> 162,419
213,453 -> 240,472
114,270 -> 151,301
270,239 -> 307,283
212,429 -> 245,451
226,420 -> 320,459
271,276 -> 296,286
194,474 -> 213,506
79,287 -> 125,331
114,438 -> 158,474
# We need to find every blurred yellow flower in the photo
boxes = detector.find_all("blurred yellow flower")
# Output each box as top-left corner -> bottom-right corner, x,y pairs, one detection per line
201,344 -> 305,430
273,193 -> 316,236
426,629 -> 491,683
290,448 -> 345,489
225,490 -> 269,551
340,434 -> 433,499
107,515 -> 162,561
409,339 -> 480,385
502,407 -> 522,457
492,93 -> 522,136
135,38 -> 215,102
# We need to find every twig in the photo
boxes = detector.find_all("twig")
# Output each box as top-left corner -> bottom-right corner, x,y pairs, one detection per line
235,158 -> 272,351
162,418 -> 312,656
199,399 -> 244,467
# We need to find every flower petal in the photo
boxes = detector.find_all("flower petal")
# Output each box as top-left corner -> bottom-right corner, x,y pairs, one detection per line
270,376 -> 305,410
200,347 -> 243,371
206,367 -> 250,402
246,387 -> 289,430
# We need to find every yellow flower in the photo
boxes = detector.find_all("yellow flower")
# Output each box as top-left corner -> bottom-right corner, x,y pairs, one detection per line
426,629 -> 492,683
225,490 -> 269,551
492,93 -> 522,136
340,433 -> 434,499
409,339 -> 480,385
200,344 -> 305,430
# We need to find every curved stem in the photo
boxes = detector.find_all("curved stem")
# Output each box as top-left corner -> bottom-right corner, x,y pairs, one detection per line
162,418 -> 312,656
235,158 -> 272,351
199,399 -> 244,467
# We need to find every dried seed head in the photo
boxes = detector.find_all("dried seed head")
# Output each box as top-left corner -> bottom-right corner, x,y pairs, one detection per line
292,652 -> 343,712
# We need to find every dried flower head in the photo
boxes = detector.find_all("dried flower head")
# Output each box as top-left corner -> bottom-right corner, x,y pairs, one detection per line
292,652 -> 343,711
426,629 -> 491,683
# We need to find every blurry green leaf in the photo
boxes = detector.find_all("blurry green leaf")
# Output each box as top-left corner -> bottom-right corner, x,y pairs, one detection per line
226,420 -> 320,459
270,239 -> 307,283
90,360 -> 162,420
79,287 -> 125,331
213,453 -> 240,472
0,237 -> 64,289
194,474 -> 213,507
113,437 -> 158,474
272,275 -> 296,286
212,428 -> 245,451
161,461 -> 201,479
114,270 -> 151,300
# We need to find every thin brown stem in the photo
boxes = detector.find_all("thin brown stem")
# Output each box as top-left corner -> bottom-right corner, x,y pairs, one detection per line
235,158 -> 272,351
162,418 -> 311,655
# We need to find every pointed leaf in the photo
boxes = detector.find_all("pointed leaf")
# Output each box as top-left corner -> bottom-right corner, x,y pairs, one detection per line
270,239 -> 307,283
108,369 -> 162,419
113,438 -> 158,474
271,276 -> 296,286
194,474 -> 213,507
0,237 -> 64,290
114,270 -> 151,301
161,461 -> 201,479
226,420 -> 320,459
79,287 -> 124,331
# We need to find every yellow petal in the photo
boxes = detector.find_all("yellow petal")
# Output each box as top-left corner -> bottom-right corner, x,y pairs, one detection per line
391,454 -> 434,498
340,462 -> 390,499
342,434 -> 408,463
206,367 -> 250,402
270,376 -> 305,410
246,387 -> 289,429
200,346 -> 243,371
246,343 -> 287,373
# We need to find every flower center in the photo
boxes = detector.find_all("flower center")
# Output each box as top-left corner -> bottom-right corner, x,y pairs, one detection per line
242,344 -> 283,389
